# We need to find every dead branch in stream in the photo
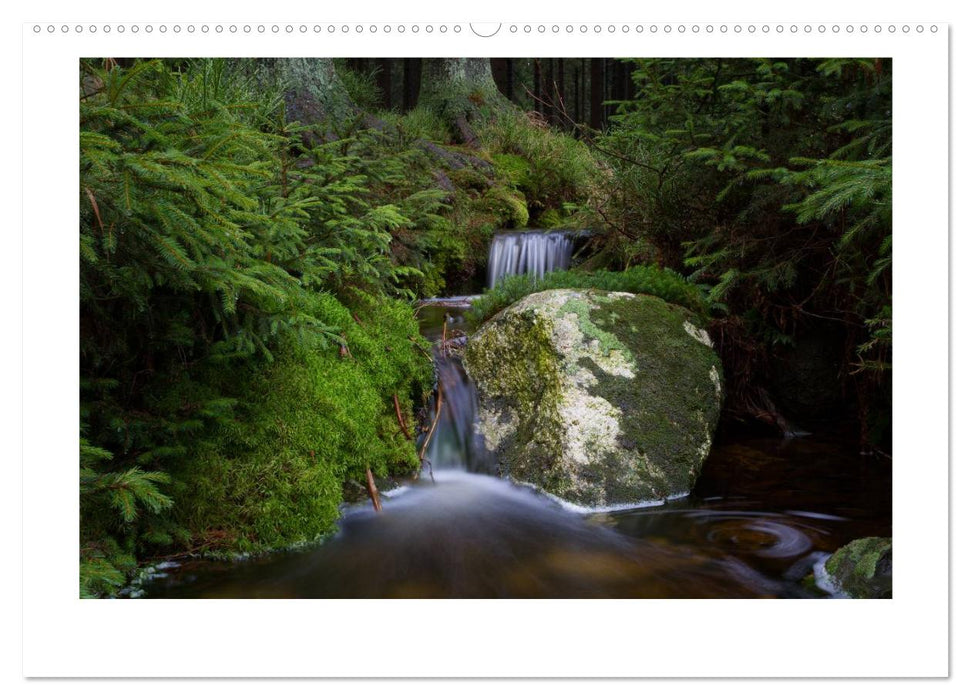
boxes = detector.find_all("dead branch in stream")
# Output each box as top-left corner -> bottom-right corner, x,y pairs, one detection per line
365,468 -> 383,512
417,385 -> 443,481
392,394 -> 412,440
415,316 -> 448,480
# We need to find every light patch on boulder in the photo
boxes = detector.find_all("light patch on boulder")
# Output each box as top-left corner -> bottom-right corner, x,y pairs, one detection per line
709,365 -> 722,399
560,385 -> 622,466
476,405 -> 518,452
697,423 -> 713,460
683,320 -> 714,348
548,291 -> 637,380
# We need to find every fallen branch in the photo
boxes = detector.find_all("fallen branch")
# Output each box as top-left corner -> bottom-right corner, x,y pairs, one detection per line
392,394 -> 412,441
416,385 -> 443,482
365,467 -> 383,512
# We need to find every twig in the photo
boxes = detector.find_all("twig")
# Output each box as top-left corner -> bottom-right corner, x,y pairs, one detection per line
85,187 -> 104,233
365,467 -> 383,512
392,394 -> 412,441
417,385 -> 443,482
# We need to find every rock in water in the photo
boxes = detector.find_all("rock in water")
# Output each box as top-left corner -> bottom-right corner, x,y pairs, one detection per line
464,289 -> 723,508
823,537 -> 892,598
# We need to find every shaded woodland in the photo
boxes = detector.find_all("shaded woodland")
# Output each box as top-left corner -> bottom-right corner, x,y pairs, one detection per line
79,57 -> 891,596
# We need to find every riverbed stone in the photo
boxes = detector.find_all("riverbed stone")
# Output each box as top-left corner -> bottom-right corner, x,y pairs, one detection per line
463,289 -> 723,508
823,537 -> 892,598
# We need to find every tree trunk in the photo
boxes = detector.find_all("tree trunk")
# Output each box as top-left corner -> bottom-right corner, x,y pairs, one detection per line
418,58 -> 505,144
533,59 -> 542,113
573,62 -> 581,126
264,58 -> 357,139
590,58 -> 604,130
378,58 -> 393,109
403,58 -> 421,109
491,58 -> 514,100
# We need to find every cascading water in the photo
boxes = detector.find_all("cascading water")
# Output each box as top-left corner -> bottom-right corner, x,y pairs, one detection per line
417,303 -> 493,476
486,230 -> 576,288
418,228 -> 583,475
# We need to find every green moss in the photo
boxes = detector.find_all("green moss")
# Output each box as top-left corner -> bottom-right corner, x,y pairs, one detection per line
170,293 -> 433,553
824,537 -> 892,598
469,265 -> 710,327
464,310 -> 569,493
583,295 -> 722,502
480,110 -> 599,220
484,186 -> 530,228
493,152 -> 531,187
558,296 -> 633,363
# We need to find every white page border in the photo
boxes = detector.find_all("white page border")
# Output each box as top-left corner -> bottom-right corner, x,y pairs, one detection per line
20,10 -> 948,679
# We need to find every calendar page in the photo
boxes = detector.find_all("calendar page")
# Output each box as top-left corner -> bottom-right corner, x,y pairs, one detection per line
17,0 -> 950,683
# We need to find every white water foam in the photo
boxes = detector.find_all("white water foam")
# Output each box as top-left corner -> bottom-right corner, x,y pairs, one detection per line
380,485 -> 412,499
812,554 -> 849,598
513,479 -> 671,514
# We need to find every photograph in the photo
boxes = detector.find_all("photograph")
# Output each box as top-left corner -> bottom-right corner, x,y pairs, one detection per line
78,55 -> 893,600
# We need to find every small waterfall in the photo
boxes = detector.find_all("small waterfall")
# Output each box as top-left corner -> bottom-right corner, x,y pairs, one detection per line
423,354 -> 491,474
416,302 -> 494,476
486,230 -> 575,288
417,230 -> 583,473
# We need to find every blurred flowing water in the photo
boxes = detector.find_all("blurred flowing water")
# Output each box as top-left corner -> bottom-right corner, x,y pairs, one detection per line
486,230 -> 576,288
145,296 -> 890,599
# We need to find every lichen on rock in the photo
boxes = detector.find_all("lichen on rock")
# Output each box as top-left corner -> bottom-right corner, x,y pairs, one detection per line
463,288 -> 723,508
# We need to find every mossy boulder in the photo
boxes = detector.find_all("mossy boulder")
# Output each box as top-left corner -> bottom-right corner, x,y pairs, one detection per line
823,537 -> 892,598
463,289 -> 723,508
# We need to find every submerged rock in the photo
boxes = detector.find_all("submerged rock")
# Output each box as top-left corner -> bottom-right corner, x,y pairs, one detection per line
823,537 -> 892,598
463,289 -> 722,508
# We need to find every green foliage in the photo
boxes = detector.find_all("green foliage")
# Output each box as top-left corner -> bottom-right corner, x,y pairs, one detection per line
79,58 -> 434,594
333,60 -> 384,111
80,540 -> 137,599
483,186 -> 530,228
172,292 -> 431,550
359,103 -> 600,294
480,110 -> 599,224
591,58 -> 892,437
469,265 -> 709,326
79,438 -> 171,597
391,106 -> 452,144
281,130 -> 453,298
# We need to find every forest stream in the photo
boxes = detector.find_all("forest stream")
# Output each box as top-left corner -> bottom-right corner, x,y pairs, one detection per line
141,231 -> 891,599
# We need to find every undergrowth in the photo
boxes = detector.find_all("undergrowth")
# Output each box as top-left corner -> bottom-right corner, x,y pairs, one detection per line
468,265 -> 710,326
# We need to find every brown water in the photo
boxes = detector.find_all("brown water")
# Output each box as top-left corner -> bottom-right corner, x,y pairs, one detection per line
142,299 -> 890,599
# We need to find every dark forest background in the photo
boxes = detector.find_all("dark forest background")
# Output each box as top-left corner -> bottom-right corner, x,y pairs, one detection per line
343,58 -> 632,130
